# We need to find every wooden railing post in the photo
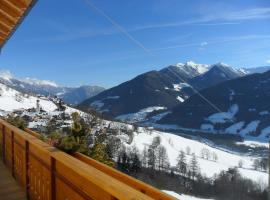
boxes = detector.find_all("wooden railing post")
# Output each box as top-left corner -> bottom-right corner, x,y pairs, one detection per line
11,131 -> 15,177
2,125 -> 5,164
51,157 -> 56,200
25,140 -> 30,199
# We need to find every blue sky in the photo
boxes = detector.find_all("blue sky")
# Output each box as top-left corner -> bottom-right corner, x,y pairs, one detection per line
0,0 -> 270,88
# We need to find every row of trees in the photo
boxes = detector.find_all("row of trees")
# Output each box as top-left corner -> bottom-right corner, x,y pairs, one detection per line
117,136 -> 201,181
116,136 -> 267,200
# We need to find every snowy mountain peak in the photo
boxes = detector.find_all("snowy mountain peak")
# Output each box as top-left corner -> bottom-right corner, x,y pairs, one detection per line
212,62 -> 230,68
210,63 -> 246,76
174,61 -> 209,75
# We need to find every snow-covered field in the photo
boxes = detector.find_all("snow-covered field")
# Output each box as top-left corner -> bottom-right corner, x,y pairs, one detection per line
0,83 -> 57,113
116,106 -> 166,123
163,190 -> 214,200
126,128 -> 268,186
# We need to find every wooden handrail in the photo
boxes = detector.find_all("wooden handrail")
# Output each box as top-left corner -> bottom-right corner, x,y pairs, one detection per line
74,153 -> 176,200
0,120 -> 177,200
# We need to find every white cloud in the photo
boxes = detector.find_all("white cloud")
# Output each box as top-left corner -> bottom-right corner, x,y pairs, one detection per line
200,42 -> 208,47
266,59 -> 270,64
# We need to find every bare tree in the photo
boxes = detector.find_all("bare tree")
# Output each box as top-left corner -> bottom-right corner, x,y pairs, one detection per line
238,160 -> 244,168
212,152 -> 218,162
156,145 -> 170,171
141,146 -> 148,168
186,146 -> 191,155
189,153 -> 199,180
176,150 -> 187,176
200,148 -> 210,160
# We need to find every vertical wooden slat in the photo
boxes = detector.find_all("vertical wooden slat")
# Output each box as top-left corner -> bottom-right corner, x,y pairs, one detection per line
11,130 -> 14,177
51,157 -> 56,200
25,140 -> 30,199
2,125 -> 5,163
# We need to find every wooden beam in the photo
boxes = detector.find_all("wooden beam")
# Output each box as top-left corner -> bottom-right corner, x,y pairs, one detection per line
2,0 -> 25,14
0,19 -> 13,31
0,13 -> 15,28
0,9 -> 17,24
0,22 -> 11,34
0,30 -> 8,38
8,0 -> 30,10
0,0 -> 22,19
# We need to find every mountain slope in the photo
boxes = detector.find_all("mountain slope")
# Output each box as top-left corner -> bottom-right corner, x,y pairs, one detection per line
242,66 -> 270,74
79,71 -> 184,117
189,63 -> 245,90
58,85 -> 105,105
79,61 -> 245,120
160,70 -> 270,139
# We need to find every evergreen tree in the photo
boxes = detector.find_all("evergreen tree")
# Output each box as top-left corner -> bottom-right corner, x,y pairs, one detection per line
90,143 -> 114,167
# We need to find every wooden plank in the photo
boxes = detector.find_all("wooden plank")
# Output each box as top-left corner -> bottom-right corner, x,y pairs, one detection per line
0,12 -> 15,28
74,153 -> 176,200
1,0 -> 24,15
0,9 -> 17,24
0,157 -> 27,200
53,152 -> 154,200
0,22 -> 11,35
0,0 -> 21,19
8,0 -> 31,9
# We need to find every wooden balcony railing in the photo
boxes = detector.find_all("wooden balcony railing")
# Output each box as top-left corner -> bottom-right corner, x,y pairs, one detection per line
0,119 -> 177,200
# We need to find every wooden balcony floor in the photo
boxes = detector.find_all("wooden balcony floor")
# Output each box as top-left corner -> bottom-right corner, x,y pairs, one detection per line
0,158 -> 27,200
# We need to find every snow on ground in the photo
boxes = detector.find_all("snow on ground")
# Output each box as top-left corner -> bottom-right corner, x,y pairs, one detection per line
260,126 -> 270,139
163,190 -> 214,200
225,121 -> 245,134
259,110 -> 269,116
127,128 -> 268,185
207,104 -> 238,124
239,120 -> 260,137
0,83 -> 57,113
173,83 -> 191,91
236,140 -> 269,148
149,111 -> 171,122
116,106 -> 166,123
176,96 -> 185,102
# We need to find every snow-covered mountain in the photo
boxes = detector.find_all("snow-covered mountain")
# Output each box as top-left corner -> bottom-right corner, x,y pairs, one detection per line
189,62 -> 245,90
79,61 -> 244,121
0,70 -> 105,105
160,61 -> 210,83
159,69 -> 270,141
